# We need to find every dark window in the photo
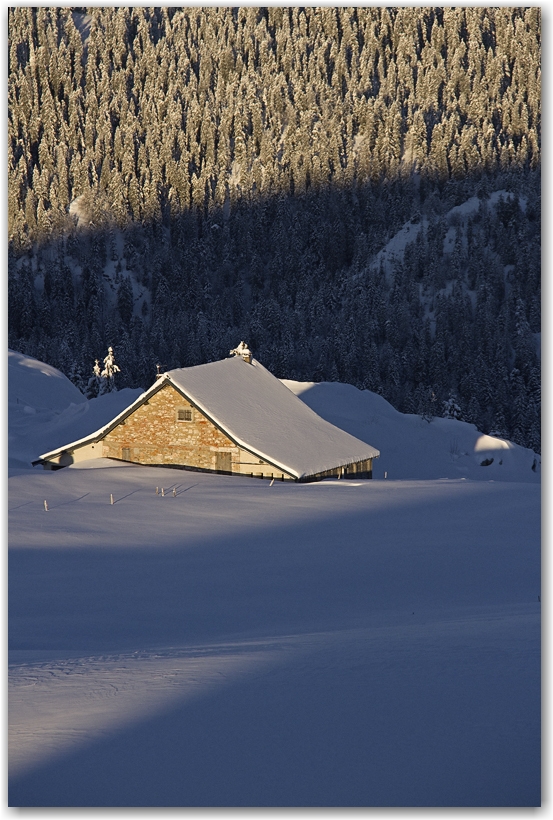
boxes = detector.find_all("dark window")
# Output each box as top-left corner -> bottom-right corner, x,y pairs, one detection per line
177,407 -> 193,422
122,447 -> 131,461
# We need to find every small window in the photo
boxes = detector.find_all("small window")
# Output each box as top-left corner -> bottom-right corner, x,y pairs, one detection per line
122,447 -> 131,461
177,407 -> 193,422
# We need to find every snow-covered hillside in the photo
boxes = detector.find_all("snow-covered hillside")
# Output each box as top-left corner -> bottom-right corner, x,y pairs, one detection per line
8,349 -> 143,474
283,379 -> 540,483
367,190 -> 525,283
8,352 -> 541,807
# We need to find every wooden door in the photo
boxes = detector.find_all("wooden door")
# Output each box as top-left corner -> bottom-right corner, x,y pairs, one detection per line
215,451 -> 232,473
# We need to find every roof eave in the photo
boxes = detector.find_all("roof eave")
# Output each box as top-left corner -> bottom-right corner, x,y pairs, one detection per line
298,450 -> 380,480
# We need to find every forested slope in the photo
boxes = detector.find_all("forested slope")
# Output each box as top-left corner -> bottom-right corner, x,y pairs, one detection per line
8,7 -> 541,451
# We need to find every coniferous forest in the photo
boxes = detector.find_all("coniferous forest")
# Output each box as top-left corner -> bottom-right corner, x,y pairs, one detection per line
8,7 -> 541,451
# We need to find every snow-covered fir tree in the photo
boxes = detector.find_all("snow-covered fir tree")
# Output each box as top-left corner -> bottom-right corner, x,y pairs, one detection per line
100,346 -> 120,392
86,358 -> 103,398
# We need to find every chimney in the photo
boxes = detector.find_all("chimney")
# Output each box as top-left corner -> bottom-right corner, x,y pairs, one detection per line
229,341 -> 252,364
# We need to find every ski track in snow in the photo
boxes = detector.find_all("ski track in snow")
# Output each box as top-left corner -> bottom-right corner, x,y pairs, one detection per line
9,609 -> 538,770
9,639 -> 288,778
9,607 -> 540,806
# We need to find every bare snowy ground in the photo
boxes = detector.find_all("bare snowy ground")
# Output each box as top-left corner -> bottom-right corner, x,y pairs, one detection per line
8,351 -> 541,806
9,464 -> 540,807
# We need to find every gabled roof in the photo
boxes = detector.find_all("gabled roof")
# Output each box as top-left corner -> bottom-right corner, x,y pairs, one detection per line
167,357 -> 379,477
36,357 -> 379,478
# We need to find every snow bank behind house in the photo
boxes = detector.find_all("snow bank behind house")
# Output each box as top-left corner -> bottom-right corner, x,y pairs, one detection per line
283,379 -> 540,484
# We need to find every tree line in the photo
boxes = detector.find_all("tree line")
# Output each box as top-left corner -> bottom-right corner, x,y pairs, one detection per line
9,6 -> 540,244
8,7 -> 541,452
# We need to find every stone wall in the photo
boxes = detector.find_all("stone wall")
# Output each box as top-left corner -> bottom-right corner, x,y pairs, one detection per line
100,382 -> 286,476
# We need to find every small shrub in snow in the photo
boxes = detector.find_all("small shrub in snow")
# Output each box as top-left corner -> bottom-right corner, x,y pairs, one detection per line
416,386 -> 438,423
449,438 -> 461,459
443,395 -> 462,420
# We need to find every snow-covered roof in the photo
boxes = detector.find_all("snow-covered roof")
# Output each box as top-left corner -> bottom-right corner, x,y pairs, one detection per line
37,357 -> 379,478
167,357 -> 379,478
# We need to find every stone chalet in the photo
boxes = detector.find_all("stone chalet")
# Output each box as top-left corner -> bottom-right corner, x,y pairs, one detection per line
34,345 -> 380,482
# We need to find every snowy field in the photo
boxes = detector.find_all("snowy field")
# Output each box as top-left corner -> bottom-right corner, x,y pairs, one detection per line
8,352 -> 541,807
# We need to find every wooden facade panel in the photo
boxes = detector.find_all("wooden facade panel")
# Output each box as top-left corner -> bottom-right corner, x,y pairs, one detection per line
311,458 -> 373,480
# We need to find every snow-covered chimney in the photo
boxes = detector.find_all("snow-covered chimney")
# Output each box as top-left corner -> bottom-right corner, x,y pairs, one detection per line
230,341 -> 252,364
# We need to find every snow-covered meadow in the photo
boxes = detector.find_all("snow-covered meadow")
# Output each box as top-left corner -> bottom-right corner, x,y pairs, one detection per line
8,351 -> 541,807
